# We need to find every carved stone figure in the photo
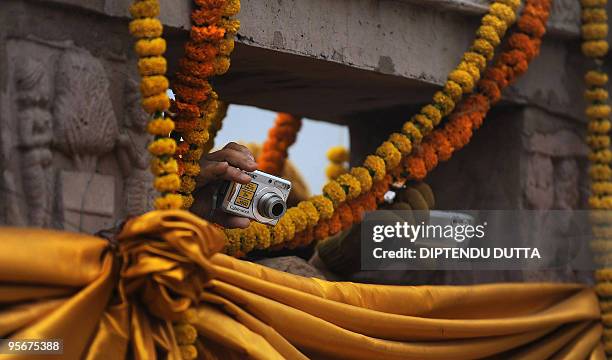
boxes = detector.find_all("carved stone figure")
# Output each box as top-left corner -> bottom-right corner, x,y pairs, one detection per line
15,58 -> 54,227
116,78 -> 155,216
53,48 -> 119,171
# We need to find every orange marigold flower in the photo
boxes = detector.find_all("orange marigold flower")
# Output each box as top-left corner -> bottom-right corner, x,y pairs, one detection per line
517,14 -> 546,38
174,83 -> 210,104
484,67 -> 508,89
420,143 -> 439,172
174,119 -> 198,132
405,157 -> 427,181
338,203 -> 354,230
175,72 -> 210,88
191,7 -> 224,25
179,58 -> 215,79
508,33 -> 539,61
429,132 -> 453,162
185,41 -> 219,61
479,79 -> 502,103
328,212 -> 342,235
190,25 -> 226,43
314,221 -> 330,240
171,100 -> 201,118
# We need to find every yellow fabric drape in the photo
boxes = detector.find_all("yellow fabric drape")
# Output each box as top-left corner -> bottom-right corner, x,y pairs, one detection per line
0,210 -> 604,359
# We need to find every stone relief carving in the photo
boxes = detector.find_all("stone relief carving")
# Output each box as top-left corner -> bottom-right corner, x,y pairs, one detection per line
116,78 -> 155,216
53,48 -> 119,171
15,58 -> 54,227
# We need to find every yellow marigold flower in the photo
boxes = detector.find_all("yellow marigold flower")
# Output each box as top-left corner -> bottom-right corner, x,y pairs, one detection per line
179,175 -> 196,193
496,0 -> 521,10
181,194 -> 194,210
194,118 -> 211,132
185,130 -> 210,146
589,119 -> 612,134
183,161 -> 201,176
218,18 -> 241,35
590,164 -> 612,180
148,138 -> 176,156
587,135 -> 612,149
135,38 -> 167,57
376,141 -> 401,170
582,40 -> 609,58
323,181 -> 346,207
214,56 -> 231,75
582,0 -> 607,6
138,56 -> 167,76
363,155 -> 387,181
431,92 -> 454,117
477,25 -> 501,47
593,182 -> 612,196
585,88 -> 609,102
218,39 -> 235,56
154,193 -> 183,210
140,75 -> 169,97
472,38 -> 495,61
443,80 -> 463,102
412,114 -> 434,135
586,104 -> 612,119
241,226 -> 257,253
147,117 -> 175,136
590,149 -> 612,163
154,173 -> 181,192
298,201 -> 320,227
279,215 -> 296,241
489,3 -> 516,25
129,0 -> 160,18
142,92 -> 170,113
463,52 -> 487,72
250,222 -> 271,249
350,167 -> 373,193
286,208 -> 308,233
223,0 -> 241,16
129,18 -> 163,38
590,195 -> 612,210
150,157 -> 178,176
482,14 -> 507,37
336,173 -> 362,200
448,69 -> 475,93
586,71 -> 608,86
184,148 -> 204,161
582,8 -> 608,23
310,195 -> 334,220
402,121 -> 423,144
593,226 -> 612,238
388,133 -> 412,155
224,229 -> 242,255
582,23 -> 608,40
327,146 -> 350,163
326,163 -> 347,180
457,61 -> 481,84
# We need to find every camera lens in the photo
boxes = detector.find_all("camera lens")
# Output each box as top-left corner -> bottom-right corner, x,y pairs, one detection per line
258,193 -> 286,219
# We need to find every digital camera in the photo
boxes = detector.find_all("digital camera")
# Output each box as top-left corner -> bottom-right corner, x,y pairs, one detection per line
215,170 -> 291,225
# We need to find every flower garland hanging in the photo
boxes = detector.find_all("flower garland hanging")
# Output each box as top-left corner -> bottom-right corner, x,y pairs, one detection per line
581,0 -> 612,355
326,146 -> 349,180
257,113 -> 302,175
129,0 -> 184,210
171,0 -> 241,209
391,0 -> 551,183
222,0 -> 521,256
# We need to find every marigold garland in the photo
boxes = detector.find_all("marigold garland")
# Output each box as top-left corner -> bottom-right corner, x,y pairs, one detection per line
391,0 -> 551,185
170,0 -> 240,210
221,0 -> 521,256
129,0 -> 182,209
257,113 -> 302,175
581,0 -> 612,354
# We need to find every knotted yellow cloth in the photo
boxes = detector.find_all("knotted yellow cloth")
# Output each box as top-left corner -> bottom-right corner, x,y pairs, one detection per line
0,210 -> 605,359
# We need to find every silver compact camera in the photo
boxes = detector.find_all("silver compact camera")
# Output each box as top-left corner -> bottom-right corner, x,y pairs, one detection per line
215,170 -> 292,225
